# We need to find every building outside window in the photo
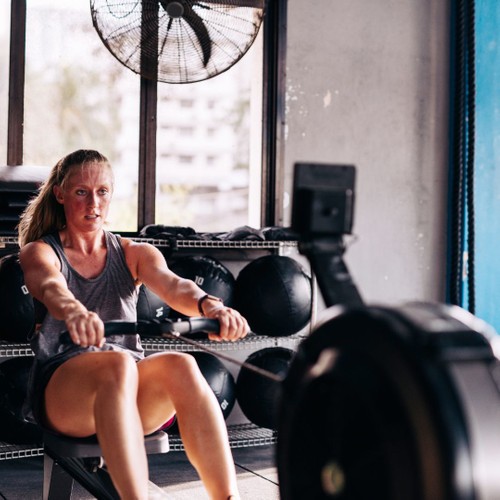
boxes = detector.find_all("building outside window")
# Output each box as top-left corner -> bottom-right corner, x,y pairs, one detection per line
155,35 -> 262,232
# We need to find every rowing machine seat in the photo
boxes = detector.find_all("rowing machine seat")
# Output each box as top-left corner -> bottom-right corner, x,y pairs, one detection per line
43,430 -> 169,500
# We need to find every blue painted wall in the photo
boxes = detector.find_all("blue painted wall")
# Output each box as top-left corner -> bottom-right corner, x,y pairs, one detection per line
475,0 -> 500,329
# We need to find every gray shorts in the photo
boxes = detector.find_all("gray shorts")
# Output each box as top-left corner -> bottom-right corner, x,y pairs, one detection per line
27,349 -> 87,428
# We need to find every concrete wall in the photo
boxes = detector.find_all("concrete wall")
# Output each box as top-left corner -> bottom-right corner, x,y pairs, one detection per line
281,0 -> 451,305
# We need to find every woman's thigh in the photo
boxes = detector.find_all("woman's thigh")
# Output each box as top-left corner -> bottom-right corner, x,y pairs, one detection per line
44,350 -> 138,437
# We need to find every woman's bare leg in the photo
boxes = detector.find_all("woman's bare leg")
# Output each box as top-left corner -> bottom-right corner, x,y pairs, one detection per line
137,352 -> 240,500
44,351 -> 149,500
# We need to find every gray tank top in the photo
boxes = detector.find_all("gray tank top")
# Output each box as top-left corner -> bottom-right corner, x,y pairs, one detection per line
30,231 -> 143,363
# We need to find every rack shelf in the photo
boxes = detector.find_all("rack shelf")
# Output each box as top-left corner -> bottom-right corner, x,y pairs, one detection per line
0,423 -> 276,461
0,442 -> 43,461
0,343 -> 34,358
168,423 -> 277,452
132,238 -> 298,250
142,333 -> 304,353
0,236 -> 298,251
0,333 -> 304,358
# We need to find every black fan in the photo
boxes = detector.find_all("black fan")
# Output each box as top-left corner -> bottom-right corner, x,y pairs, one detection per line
90,0 -> 265,83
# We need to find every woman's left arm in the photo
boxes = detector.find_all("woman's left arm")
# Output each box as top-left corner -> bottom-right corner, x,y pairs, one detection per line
124,240 -> 249,341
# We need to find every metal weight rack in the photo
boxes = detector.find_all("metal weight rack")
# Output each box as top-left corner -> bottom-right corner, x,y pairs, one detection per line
0,236 -> 311,460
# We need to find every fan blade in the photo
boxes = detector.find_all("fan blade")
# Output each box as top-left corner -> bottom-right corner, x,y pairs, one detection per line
182,3 -> 212,66
197,0 -> 264,7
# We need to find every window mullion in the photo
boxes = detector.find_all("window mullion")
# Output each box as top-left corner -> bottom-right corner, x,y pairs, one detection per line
7,0 -> 26,166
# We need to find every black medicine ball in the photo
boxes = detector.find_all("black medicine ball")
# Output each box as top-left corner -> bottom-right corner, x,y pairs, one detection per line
0,357 -> 42,444
137,284 -> 170,322
0,253 -> 35,342
168,256 -> 236,318
190,351 -> 236,419
234,255 -> 312,337
236,347 -> 294,430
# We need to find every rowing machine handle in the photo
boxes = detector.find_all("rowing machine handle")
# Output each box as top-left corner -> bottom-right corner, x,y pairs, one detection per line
59,317 -> 220,344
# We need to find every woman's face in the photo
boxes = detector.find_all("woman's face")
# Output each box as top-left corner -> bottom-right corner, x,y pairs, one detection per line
53,161 -> 114,233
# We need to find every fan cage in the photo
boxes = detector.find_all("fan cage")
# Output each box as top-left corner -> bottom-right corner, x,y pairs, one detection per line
90,0 -> 265,83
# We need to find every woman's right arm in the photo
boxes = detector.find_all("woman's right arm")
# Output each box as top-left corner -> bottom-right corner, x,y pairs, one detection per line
19,242 -> 104,347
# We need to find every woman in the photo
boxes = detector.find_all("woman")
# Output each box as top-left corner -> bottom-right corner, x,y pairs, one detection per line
18,149 -> 248,500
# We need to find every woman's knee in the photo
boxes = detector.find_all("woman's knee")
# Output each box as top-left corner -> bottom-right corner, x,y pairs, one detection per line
95,351 -> 139,390
143,352 -> 206,392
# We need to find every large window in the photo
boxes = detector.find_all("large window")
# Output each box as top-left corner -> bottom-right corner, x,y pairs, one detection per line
8,0 -> 271,234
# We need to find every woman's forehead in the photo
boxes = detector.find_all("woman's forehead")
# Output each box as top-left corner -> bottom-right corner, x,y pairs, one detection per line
65,162 -> 113,185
